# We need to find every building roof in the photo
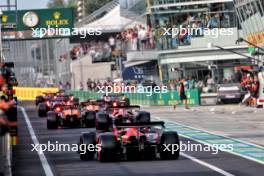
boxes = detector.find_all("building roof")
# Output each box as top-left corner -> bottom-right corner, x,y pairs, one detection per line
78,5 -> 133,33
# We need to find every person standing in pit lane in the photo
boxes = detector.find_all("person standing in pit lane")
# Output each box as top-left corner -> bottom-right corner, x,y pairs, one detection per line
173,79 -> 189,110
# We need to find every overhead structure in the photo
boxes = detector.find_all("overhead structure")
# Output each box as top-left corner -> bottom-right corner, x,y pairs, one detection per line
81,5 -> 132,33
233,0 -> 264,48
77,0 -> 85,22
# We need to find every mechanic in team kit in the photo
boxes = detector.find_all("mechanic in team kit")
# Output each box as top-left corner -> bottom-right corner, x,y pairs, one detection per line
173,79 -> 189,110
0,59 -> 18,141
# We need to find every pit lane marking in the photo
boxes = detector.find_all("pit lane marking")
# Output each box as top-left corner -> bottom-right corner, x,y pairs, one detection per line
153,115 -> 264,165
20,107 -> 54,176
181,152 -> 235,176
150,116 -> 235,176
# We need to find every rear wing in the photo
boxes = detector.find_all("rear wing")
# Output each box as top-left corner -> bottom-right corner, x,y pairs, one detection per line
4,62 -> 14,68
81,99 -> 104,106
107,105 -> 140,110
60,104 -> 78,108
42,92 -> 57,95
115,121 -> 165,128
104,93 -> 125,97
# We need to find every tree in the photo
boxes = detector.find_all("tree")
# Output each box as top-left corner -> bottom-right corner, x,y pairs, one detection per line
66,0 -> 77,8
47,0 -> 112,21
47,0 -> 66,8
85,0 -> 112,15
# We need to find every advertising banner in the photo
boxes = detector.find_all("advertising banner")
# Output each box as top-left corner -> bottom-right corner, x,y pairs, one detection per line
2,8 -> 74,40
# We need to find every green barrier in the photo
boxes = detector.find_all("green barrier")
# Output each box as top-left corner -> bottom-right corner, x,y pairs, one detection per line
65,89 -> 200,106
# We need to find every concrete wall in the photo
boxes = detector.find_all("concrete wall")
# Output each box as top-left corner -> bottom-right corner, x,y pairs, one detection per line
71,55 -> 114,89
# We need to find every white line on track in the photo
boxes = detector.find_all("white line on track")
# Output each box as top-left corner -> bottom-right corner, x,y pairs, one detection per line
20,107 -> 54,176
181,152 -> 235,176
153,116 -> 237,176
153,115 -> 264,165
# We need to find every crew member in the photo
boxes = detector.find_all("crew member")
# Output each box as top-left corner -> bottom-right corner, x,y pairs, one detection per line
173,79 -> 189,110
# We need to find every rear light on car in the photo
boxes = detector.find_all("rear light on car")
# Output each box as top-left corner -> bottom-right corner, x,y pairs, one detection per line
113,102 -> 118,107
12,89 -> 16,94
259,99 -> 264,103
55,107 -> 62,112
46,101 -> 51,107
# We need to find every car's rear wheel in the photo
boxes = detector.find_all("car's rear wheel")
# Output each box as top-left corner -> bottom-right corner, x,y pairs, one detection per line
38,110 -> 47,117
38,103 -> 47,117
135,111 -> 150,123
144,146 -> 157,160
97,133 -> 118,162
84,111 -> 96,128
159,131 -> 180,160
47,120 -> 58,129
126,148 -> 140,161
95,113 -> 110,131
47,111 -> 58,129
79,132 -> 96,160
35,96 -> 44,106
73,98 -> 79,105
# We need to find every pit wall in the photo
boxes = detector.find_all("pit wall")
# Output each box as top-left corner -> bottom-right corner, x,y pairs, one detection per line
12,87 -> 200,106
13,87 -> 59,101
65,89 -> 200,106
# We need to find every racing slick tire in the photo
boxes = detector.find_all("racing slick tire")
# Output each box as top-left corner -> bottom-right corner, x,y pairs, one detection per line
73,98 -> 79,105
38,103 -> 48,117
144,146 -> 157,160
125,98 -> 130,106
47,111 -> 58,129
95,113 -> 110,131
159,131 -> 180,160
79,132 -> 96,160
135,111 -> 150,123
0,118 -> 9,135
97,133 -> 118,162
83,111 -> 96,128
35,96 -> 44,106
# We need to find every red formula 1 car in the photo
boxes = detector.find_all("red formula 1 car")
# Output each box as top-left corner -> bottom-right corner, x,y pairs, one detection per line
95,105 -> 151,131
78,121 -> 180,162
38,93 -> 78,117
80,99 -> 105,128
47,103 -> 79,129
35,92 -> 56,106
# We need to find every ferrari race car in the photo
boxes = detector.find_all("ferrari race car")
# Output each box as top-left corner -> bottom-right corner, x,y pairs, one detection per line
46,101 -> 89,129
35,92 -> 56,106
95,105 -> 150,131
80,99 -> 105,128
38,93 -> 78,117
78,121 -> 180,162
79,95 -> 130,127
101,93 -> 130,107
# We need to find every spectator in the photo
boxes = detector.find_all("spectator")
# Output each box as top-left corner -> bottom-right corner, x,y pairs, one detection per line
79,82 -> 84,91
207,14 -> 219,28
188,76 -> 195,89
251,75 -> 260,106
65,82 -> 71,90
138,26 -> 147,50
206,75 -> 215,92
115,34 -> 123,56
173,79 -> 189,110
108,36 -> 116,52
58,81 -> 65,90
